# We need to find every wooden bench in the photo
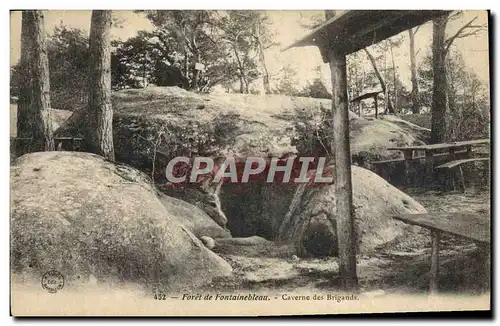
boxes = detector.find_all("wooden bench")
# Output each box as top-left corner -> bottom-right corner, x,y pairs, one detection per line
371,150 -> 470,183
393,212 -> 490,294
435,157 -> 490,193
11,137 -> 85,157
435,157 -> 490,169
371,149 -> 470,165
386,139 -> 489,186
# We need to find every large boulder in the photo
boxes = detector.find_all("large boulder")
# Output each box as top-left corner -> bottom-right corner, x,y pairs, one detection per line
157,191 -> 231,239
10,152 -> 232,292
277,165 -> 427,257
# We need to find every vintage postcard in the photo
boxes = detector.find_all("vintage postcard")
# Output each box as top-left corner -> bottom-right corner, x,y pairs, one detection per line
10,9 -> 491,316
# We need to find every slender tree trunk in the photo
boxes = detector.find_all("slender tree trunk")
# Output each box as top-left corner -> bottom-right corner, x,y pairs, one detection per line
384,51 -> 388,113
88,10 -> 115,161
408,28 -> 420,114
447,57 -> 457,114
244,76 -> 249,94
232,42 -> 247,94
239,75 -> 245,94
183,25 -> 189,79
255,21 -> 271,94
193,51 -> 201,90
364,48 -> 394,114
24,10 -> 55,151
430,16 -> 449,144
359,64 -> 365,116
183,46 -> 189,78
389,43 -> 399,113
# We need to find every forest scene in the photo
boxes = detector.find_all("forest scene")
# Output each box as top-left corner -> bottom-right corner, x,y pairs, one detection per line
9,10 -> 490,316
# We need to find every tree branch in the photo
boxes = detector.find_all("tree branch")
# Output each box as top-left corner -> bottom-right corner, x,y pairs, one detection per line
444,16 -> 479,54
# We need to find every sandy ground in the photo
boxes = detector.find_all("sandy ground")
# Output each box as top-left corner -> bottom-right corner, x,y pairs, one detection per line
10,189 -> 490,316
202,189 -> 490,296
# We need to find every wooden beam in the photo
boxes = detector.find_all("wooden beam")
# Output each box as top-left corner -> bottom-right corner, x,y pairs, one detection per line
350,90 -> 383,103
347,11 -> 407,47
328,47 -> 358,291
284,10 -> 452,56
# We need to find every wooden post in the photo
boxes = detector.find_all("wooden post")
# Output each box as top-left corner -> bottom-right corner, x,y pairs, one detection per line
328,47 -> 358,291
480,243 -> 491,292
466,145 -> 473,158
424,149 -> 435,187
448,148 -> 456,191
402,149 -> 413,186
429,230 -> 440,294
374,96 -> 378,119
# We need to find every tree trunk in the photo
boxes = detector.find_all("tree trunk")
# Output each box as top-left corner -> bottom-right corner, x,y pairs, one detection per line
183,45 -> 189,80
88,10 -> 115,161
17,12 -> 33,140
193,51 -> 201,90
239,75 -> 245,94
232,42 -> 246,94
408,28 -> 420,114
364,48 -> 395,114
389,43 -> 399,113
24,10 -> 55,151
254,20 -> 271,94
244,76 -> 249,94
430,16 -> 449,144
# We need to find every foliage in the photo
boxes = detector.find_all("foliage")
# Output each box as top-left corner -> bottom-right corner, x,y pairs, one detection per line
48,25 -> 91,110
445,50 -> 490,140
11,24 -> 90,110
290,103 -> 332,157
212,11 -> 267,93
274,64 -> 300,96
126,10 -> 276,93
111,31 -> 171,90
299,78 -> 331,99
418,49 -> 489,141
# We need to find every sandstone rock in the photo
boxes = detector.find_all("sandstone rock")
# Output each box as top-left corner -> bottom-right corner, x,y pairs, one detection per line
10,152 -> 232,292
277,165 -> 427,257
200,236 -> 216,249
52,87 -> 429,239
213,236 -> 295,258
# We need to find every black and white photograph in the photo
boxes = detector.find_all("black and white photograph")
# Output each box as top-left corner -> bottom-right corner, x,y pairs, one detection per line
8,9 -> 491,316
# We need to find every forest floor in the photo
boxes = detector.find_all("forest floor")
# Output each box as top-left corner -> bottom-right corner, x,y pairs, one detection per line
202,188 -> 490,296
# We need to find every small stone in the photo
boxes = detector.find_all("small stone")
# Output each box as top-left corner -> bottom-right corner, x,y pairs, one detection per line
291,255 -> 299,261
200,236 -> 215,249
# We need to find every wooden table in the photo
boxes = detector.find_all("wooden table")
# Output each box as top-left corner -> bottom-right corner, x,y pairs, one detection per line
387,139 -> 490,185
393,212 -> 490,294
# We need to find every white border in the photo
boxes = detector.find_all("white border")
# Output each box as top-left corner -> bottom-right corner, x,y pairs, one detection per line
1,1 -> 497,324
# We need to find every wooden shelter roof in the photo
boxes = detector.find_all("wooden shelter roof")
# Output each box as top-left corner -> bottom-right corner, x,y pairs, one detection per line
284,10 -> 451,59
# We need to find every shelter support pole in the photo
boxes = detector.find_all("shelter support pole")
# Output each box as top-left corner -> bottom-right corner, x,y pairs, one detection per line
429,230 -> 440,294
328,46 -> 358,291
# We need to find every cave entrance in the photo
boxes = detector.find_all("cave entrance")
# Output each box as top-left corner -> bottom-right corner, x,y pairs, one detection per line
221,182 -> 298,241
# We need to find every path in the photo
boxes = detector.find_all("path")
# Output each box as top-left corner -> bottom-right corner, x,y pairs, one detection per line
204,190 -> 490,295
